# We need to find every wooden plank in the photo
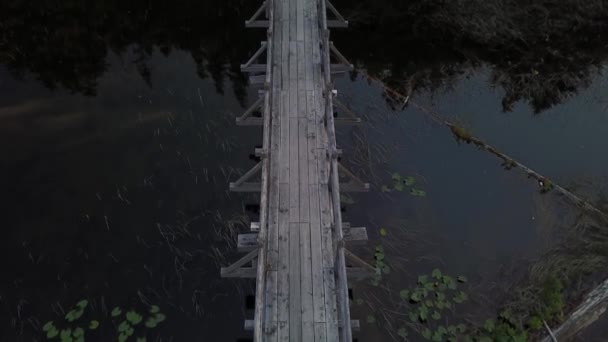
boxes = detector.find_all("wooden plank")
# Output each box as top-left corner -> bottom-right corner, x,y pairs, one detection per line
251,221 -> 260,232
296,0 -> 304,42
265,270 -> 279,341
278,320 -> 289,342
323,267 -> 340,340
300,222 -> 314,333
277,183 -> 290,329
246,20 -> 270,28
343,226 -> 368,243
289,118 -> 300,222
220,249 -> 258,276
221,267 -> 257,278
314,322 -> 328,342
289,222 -> 302,342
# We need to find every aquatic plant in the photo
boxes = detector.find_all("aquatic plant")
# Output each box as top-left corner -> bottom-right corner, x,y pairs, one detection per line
382,173 -> 426,197
371,245 -> 390,286
43,300 -> 166,342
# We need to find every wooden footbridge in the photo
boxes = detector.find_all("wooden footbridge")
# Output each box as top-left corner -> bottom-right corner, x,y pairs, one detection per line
221,0 -> 372,341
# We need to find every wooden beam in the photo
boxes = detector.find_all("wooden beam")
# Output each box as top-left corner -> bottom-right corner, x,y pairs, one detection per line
343,227 -> 368,243
327,20 -> 348,28
229,161 -> 262,190
330,63 -> 353,73
220,249 -> 258,277
250,222 -> 260,232
241,42 -> 268,69
329,42 -> 353,68
246,20 -> 271,28
229,182 -> 261,192
244,1 -> 267,26
249,74 -> 266,85
326,1 -> 347,22
241,64 -> 268,73
236,96 -> 264,124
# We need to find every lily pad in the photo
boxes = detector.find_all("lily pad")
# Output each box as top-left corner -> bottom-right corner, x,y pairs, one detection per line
484,319 -> 495,333
431,268 -> 442,279
391,173 -> 401,181
394,182 -> 405,192
410,188 -> 427,197
381,185 -> 391,192
72,327 -> 84,338
409,312 -> 419,322
47,327 -> 59,338
126,311 -> 143,325
154,313 -> 166,323
111,307 -> 122,317
136,338 -> 147,342
145,318 -> 158,328
76,300 -> 88,309
60,328 -> 72,340
418,275 -> 429,285
399,289 -> 410,300
379,228 -> 388,237
432,311 -> 441,320
397,327 -> 408,338
89,320 -> 100,329
118,321 -> 130,333
457,275 -> 468,283
404,176 -> 416,186
421,328 -> 432,339
43,321 -> 55,332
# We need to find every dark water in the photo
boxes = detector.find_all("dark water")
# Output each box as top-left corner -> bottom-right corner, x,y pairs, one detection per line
1,0 -> 608,341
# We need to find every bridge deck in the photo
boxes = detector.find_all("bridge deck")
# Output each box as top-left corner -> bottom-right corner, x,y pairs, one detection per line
223,0 -> 368,341
265,0 -> 338,340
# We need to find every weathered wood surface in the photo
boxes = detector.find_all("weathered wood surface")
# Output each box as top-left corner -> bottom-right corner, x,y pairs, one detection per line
257,0 -> 347,340
224,0 -> 366,340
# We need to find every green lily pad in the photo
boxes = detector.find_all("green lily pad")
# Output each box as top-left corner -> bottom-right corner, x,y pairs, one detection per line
410,292 -> 422,303
431,268 -> 442,279
126,311 -> 143,325
399,289 -> 410,300
111,307 -> 122,317
409,312 -> 418,322
418,275 -> 429,285
118,333 -> 128,342
394,182 -> 405,192
410,188 -> 426,197
43,321 -> 55,332
136,338 -> 147,342
366,315 -> 375,324
65,309 -> 83,322
72,327 -> 84,338
456,324 -> 466,333
379,228 -> 388,237
484,319 -> 495,333
47,327 -> 59,338
76,300 -> 88,309
431,311 -> 441,320
453,291 -> 468,304
397,327 -> 408,338
421,328 -> 432,339
391,173 -> 401,181
404,176 -> 416,186
89,320 -> 100,329
457,275 -> 468,283
154,313 -> 166,323
145,318 -> 158,328
118,321 -> 130,333
381,185 -> 391,192
60,328 -> 72,341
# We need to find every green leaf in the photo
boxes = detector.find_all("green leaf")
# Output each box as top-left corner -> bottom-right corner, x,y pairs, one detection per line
410,292 -> 422,303
421,328 -> 432,340
145,318 -> 158,329
76,300 -> 88,309
424,282 -> 434,290
126,327 -> 135,337
391,173 -> 401,181
60,329 -> 72,340
453,291 -> 468,304
478,336 -> 493,342
404,176 -> 416,186
136,338 -> 147,342
410,188 -> 426,197
425,300 -> 434,308
432,311 -> 441,320
375,245 -> 384,253
442,275 -> 456,289
431,268 -> 442,279
456,323 -> 466,332
340,194 -> 355,205
366,315 -> 375,324
397,327 -> 408,338
118,333 -> 128,342
72,327 -> 84,338
484,319 -> 495,333
432,331 -> 442,341
126,311 -> 143,325
154,313 -> 166,323
394,182 -> 405,192
74,337 -> 84,342
419,305 -> 429,321
379,228 -> 388,237
399,289 -> 410,300
418,275 -> 429,285
47,327 -> 59,338
380,185 -> 391,192
457,275 -> 468,283
118,321 -> 130,333
447,325 -> 457,334
111,307 -> 122,317
435,292 -> 446,301
437,326 -> 447,334
43,321 -> 55,332
89,320 -> 99,330
409,312 -> 418,322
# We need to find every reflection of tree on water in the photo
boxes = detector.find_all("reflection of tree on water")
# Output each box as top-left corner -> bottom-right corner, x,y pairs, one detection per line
0,0 -> 258,104
332,0 -> 608,113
